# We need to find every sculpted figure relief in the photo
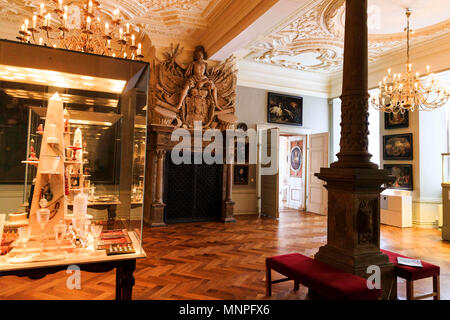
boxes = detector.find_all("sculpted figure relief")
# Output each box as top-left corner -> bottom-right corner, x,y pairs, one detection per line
153,44 -> 237,129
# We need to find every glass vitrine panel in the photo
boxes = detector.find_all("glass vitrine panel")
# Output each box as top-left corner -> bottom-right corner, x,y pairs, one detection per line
0,40 -> 148,266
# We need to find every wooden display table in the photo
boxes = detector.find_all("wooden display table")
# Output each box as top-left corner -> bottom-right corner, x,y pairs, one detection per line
0,232 -> 145,300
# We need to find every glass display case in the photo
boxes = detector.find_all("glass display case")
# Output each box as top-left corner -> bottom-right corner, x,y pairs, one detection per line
0,40 -> 148,266
442,153 -> 450,185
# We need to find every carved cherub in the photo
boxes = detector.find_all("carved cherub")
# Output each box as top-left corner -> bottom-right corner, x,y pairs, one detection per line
176,46 -> 219,111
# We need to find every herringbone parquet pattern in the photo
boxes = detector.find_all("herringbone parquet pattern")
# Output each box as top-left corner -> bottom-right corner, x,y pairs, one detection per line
0,210 -> 449,300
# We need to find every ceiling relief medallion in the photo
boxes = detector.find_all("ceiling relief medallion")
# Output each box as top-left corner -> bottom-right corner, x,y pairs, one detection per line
244,0 -> 450,74
245,0 -> 345,73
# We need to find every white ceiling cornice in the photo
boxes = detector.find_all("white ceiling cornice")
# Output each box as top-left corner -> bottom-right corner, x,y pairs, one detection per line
237,60 -> 331,98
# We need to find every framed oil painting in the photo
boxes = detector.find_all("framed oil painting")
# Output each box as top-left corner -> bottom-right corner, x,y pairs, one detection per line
383,133 -> 413,161
290,140 -> 304,178
234,165 -> 249,185
385,110 -> 409,129
384,164 -> 413,191
268,92 -> 303,126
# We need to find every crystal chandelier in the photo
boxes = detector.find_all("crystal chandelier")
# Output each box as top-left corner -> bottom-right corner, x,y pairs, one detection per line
371,9 -> 449,113
17,0 -> 144,60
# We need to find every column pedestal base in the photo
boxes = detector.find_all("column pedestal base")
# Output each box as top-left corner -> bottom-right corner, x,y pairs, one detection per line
222,200 -> 236,223
147,203 -> 166,227
315,166 -> 397,300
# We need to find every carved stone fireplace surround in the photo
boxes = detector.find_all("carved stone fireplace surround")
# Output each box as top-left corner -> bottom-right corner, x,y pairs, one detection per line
143,124 -> 235,227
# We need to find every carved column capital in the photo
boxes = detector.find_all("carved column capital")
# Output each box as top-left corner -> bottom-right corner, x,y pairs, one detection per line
155,149 -> 167,159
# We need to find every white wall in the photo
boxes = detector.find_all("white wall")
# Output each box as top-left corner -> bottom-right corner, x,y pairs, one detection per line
331,97 -> 380,166
419,107 -> 447,201
236,86 -> 329,133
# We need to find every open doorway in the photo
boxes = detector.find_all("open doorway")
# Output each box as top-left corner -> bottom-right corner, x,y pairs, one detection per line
279,135 -> 306,211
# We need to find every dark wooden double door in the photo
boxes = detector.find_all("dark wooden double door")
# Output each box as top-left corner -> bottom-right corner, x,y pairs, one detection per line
164,153 -> 223,224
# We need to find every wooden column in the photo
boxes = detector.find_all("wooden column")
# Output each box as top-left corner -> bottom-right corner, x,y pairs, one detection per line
222,163 -> 236,223
314,0 -> 396,300
149,149 -> 166,227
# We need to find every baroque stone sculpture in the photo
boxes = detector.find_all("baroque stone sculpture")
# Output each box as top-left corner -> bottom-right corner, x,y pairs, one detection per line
152,44 -> 238,129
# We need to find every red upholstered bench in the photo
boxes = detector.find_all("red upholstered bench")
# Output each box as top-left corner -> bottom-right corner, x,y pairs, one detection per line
266,253 -> 381,300
381,249 -> 440,300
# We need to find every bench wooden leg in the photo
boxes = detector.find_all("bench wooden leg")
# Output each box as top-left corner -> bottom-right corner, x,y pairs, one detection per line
266,266 -> 272,297
294,280 -> 300,291
406,280 -> 414,300
433,276 -> 440,300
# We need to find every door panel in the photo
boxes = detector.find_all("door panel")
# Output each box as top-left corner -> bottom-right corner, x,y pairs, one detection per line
307,133 -> 328,215
260,128 -> 279,219
286,136 -> 306,210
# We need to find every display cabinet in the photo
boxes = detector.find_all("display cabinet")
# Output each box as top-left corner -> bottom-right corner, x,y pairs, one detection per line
442,153 -> 450,241
0,40 -> 149,297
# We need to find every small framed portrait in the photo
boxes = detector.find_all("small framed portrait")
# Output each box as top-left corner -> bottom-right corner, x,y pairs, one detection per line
383,133 -> 413,161
290,140 -> 304,178
385,110 -> 409,130
384,164 -> 413,191
234,165 -> 249,185
268,92 -> 303,126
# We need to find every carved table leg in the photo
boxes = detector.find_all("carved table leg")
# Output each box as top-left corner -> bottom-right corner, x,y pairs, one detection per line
116,260 -> 136,300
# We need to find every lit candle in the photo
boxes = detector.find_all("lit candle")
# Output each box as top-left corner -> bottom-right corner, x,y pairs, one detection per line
137,43 -> 142,56
40,3 -> 45,16
124,52 -> 127,59
388,68 -> 391,75
107,39 -> 111,48
131,34 -> 135,46
105,22 -> 109,34
119,28 -> 123,40
86,16 -> 91,30
416,72 -> 420,79
114,8 -> 120,20
408,64 -> 412,72
58,0 -> 63,11
63,12 -> 67,28
24,19 -> 29,30
32,15 -> 37,29
46,13 -> 51,27
427,65 -> 431,74
88,0 -> 93,14
39,37 -> 43,45
126,23 -> 130,34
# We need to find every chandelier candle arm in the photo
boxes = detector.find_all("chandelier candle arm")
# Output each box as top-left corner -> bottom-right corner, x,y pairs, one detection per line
371,9 -> 450,113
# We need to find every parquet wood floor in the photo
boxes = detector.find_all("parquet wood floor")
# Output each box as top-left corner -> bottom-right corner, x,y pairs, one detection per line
0,210 -> 449,300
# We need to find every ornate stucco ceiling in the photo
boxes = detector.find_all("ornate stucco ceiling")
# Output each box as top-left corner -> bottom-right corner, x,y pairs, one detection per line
243,0 -> 450,73
0,0 -> 226,44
